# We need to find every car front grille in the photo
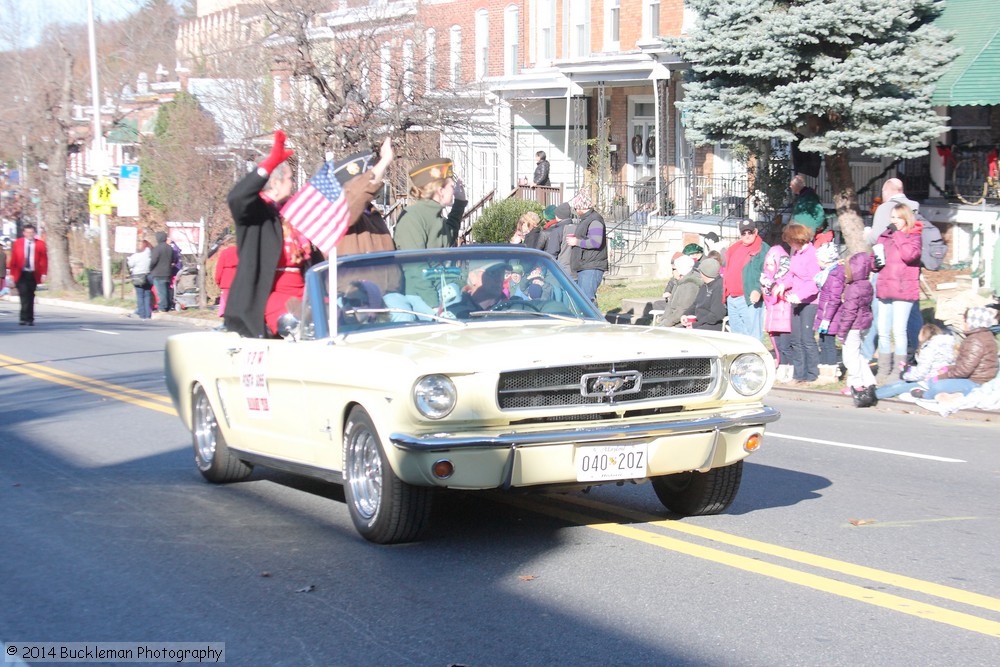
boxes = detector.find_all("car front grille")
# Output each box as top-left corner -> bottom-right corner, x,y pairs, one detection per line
497,358 -> 715,410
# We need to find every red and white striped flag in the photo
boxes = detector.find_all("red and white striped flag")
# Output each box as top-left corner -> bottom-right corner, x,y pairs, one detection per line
281,160 -> 350,254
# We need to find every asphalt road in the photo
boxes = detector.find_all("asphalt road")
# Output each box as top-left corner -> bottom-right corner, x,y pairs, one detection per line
1,302 -> 998,666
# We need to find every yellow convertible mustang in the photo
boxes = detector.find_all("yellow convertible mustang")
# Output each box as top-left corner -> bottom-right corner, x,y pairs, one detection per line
165,246 -> 779,544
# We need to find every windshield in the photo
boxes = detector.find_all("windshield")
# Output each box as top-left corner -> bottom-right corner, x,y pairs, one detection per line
301,246 -> 603,337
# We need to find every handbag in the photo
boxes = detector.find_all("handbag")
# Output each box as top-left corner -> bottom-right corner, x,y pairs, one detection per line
132,273 -> 148,288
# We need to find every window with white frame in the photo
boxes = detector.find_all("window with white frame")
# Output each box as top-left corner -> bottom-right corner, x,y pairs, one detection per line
569,0 -> 590,58
450,25 -> 462,87
643,0 -> 660,39
504,5 -> 519,76
402,40 -> 414,101
475,9 -> 489,79
425,29 -> 436,91
380,42 -> 391,103
536,0 -> 555,62
605,0 -> 620,51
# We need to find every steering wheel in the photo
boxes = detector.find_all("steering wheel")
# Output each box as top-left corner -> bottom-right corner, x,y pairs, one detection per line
489,298 -> 543,313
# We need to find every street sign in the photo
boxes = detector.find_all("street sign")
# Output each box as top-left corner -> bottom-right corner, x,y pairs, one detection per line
114,226 -> 138,254
117,165 -> 140,217
89,177 -> 117,215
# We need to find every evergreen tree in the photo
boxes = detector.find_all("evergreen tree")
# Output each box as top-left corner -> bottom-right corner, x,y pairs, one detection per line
669,0 -> 957,253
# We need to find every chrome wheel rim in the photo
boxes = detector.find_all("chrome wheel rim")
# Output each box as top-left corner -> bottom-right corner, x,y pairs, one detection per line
193,389 -> 217,469
348,425 -> 382,520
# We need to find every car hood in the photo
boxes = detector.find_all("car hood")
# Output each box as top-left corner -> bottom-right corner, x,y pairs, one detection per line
340,322 -> 762,374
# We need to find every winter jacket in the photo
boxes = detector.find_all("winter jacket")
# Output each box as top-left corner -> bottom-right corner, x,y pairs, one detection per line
571,209 -> 608,273
814,263 -> 845,331
761,245 -> 792,334
661,270 -> 702,327
944,328 -> 999,385
149,234 -> 174,280
532,159 -> 550,186
901,334 -> 956,382
791,187 -> 825,231
723,235 -> 769,306
868,193 -> 920,244
213,245 -> 239,290
685,276 -> 726,331
787,243 -> 820,305
394,198 -> 464,250
874,222 -> 922,301
127,247 -> 151,277
830,252 -> 874,339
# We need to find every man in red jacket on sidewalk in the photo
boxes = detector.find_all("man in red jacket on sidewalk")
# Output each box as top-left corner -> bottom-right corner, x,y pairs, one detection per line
7,224 -> 48,326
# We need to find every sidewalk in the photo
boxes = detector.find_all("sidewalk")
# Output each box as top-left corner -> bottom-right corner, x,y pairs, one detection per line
769,384 -> 1000,423
10,293 -> 998,422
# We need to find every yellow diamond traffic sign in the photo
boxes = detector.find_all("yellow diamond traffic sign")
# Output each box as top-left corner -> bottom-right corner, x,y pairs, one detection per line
89,177 -> 117,215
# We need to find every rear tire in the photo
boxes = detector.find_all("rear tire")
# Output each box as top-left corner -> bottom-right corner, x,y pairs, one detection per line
651,460 -> 743,516
192,383 -> 253,483
343,407 -> 432,544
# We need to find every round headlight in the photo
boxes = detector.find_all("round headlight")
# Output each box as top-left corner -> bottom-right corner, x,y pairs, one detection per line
414,374 -> 457,419
730,354 -> 768,396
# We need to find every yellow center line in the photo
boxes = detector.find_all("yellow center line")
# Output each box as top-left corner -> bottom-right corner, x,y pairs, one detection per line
503,496 -> 1000,638
554,494 -> 1000,615
5,351 -> 999,637
0,353 -> 177,416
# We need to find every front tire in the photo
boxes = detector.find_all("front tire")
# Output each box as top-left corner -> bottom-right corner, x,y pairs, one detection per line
343,407 -> 432,544
651,460 -> 743,516
192,383 -> 253,483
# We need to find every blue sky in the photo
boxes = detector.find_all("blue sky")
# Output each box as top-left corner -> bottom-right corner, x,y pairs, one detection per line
3,0 -> 186,49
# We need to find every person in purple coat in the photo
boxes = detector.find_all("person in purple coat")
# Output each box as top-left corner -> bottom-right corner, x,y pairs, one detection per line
813,242 -> 844,378
774,223 -> 821,383
872,203 -> 922,382
830,252 -> 877,407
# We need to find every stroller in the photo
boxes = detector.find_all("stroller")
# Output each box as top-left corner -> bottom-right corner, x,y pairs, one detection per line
173,264 -> 200,310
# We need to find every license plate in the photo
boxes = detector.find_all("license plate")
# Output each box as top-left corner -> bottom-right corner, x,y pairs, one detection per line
576,443 -> 648,482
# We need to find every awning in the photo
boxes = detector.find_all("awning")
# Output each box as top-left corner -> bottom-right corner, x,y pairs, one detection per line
931,0 -> 1000,106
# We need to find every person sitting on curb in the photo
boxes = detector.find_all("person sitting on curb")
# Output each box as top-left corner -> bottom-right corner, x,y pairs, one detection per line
910,307 -> 998,401
682,257 -> 726,330
875,323 -> 956,401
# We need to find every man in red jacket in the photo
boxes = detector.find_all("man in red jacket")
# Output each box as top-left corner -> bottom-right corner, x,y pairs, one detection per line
8,224 -> 48,326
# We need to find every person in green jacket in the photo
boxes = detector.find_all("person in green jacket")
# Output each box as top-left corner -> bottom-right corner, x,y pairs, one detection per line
789,175 -> 825,234
394,157 -> 468,250
395,157 -> 468,306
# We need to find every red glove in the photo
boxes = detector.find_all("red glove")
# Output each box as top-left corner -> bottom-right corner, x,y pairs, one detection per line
258,130 -> 293,175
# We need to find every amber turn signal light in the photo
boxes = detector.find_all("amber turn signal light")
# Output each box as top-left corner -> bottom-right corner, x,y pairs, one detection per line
744,433 -> 763,452
431,459 -> 455,479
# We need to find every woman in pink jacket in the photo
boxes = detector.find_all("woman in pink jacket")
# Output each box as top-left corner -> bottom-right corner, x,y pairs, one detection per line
774,224 -> 821,384
872,203 -> 922,382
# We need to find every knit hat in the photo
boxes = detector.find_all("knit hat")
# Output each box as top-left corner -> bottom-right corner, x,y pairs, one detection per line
816,242 -> 839,265
674,255 -> 695,276
542,204 -> 557,221
554,202 -> 572,220
569,192 -> 593,210
965,306 -> 996,330
699,258 -> 721,279
683,243 -> 704,256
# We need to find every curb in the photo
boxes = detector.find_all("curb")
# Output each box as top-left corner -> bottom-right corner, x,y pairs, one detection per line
769,386 -> 999,423
14,295 -> 222,330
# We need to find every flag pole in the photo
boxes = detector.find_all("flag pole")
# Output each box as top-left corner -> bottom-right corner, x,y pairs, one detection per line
328,248 -> 337,338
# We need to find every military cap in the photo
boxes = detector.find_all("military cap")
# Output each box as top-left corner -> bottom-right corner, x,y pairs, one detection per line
332,151 -> 375,186
409,157 -> 454,188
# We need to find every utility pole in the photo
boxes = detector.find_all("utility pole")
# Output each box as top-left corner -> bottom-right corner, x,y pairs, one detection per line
87,0 -> 112,298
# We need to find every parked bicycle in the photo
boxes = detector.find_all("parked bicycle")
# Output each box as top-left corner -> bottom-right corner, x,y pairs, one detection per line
951,144 -> 999,205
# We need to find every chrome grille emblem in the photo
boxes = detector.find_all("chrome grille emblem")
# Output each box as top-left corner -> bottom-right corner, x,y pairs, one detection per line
580,370 -> 642,401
